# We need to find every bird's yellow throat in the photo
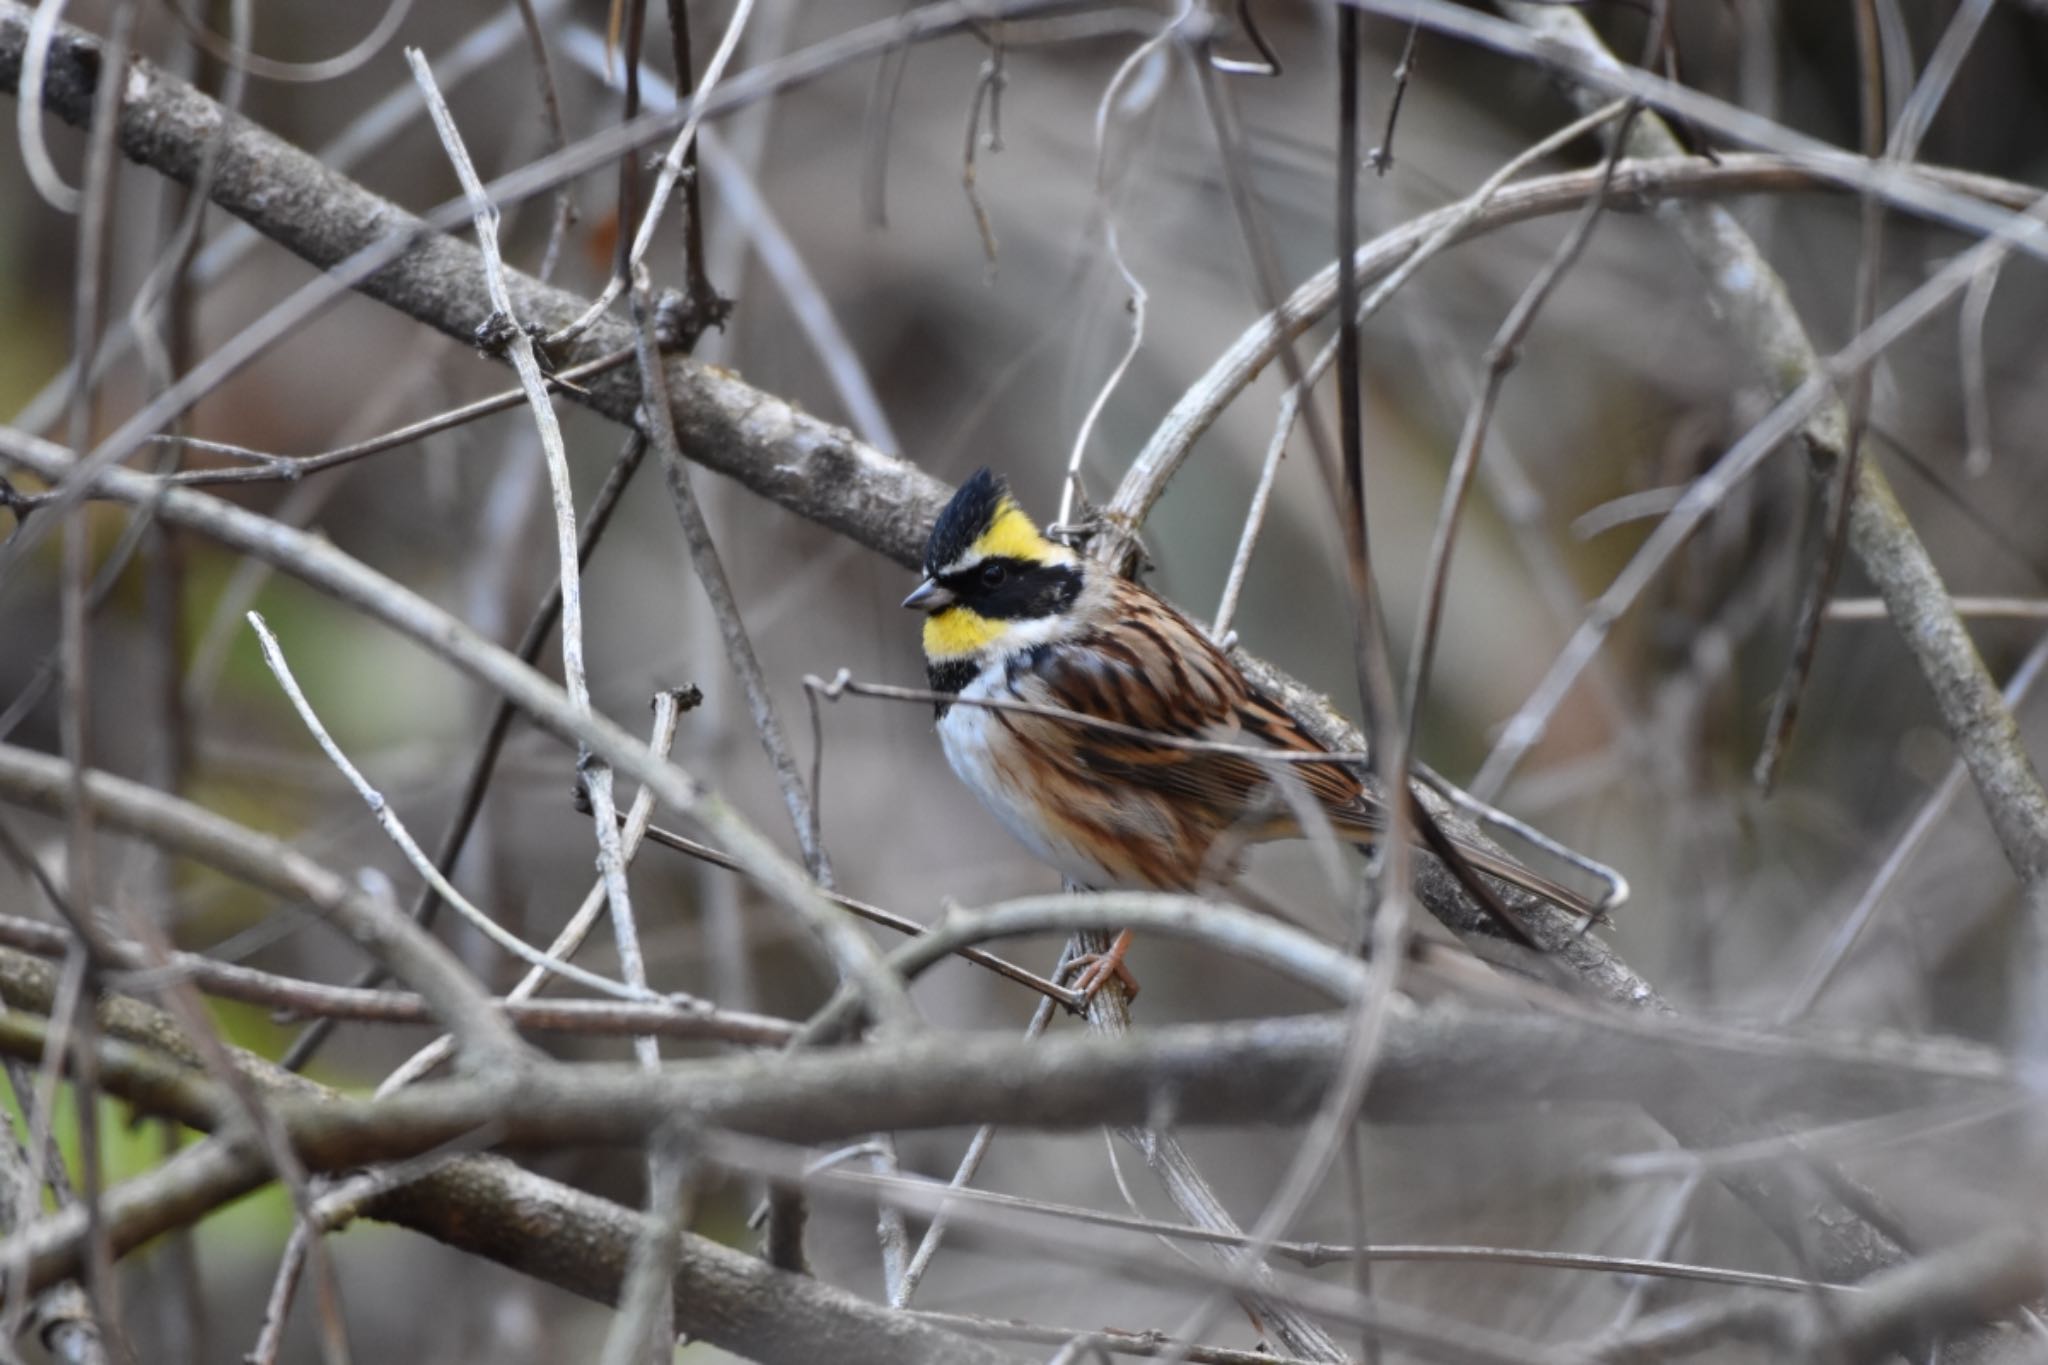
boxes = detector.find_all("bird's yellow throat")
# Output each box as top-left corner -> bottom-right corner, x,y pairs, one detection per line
923,606 -> 1006,661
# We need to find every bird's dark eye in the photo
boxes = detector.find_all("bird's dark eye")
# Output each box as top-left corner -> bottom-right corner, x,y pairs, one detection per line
980,562 -> 1007,587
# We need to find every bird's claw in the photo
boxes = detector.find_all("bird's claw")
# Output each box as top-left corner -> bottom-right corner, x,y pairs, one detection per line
1066,930 -> 1140,1004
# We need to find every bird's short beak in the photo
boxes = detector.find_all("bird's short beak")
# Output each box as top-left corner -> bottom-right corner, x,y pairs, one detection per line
901,578 -> 954,611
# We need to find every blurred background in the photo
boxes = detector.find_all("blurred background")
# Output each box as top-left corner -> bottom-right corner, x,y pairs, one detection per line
5,0 -> 2048,1359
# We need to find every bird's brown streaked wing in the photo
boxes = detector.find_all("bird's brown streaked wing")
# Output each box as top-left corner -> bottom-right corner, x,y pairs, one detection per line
1022,580 -> 1600,920
1231,685 -> 1374,813
1017,584 -> 1367,827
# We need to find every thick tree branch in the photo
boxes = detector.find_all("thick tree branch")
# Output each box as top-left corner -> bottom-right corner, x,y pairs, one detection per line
0,991 -> 2009,1187
0,943 -> 2014,1360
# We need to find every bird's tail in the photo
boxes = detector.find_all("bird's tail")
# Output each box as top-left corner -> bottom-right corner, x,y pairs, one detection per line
1318,802 -> 1602,944
1430,832 -> 1601,921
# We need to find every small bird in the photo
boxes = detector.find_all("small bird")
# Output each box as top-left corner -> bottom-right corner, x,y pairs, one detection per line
902,469 -> 1589,997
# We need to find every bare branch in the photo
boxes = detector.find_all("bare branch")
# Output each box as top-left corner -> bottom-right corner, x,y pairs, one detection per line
0,1005 -> 2005,1202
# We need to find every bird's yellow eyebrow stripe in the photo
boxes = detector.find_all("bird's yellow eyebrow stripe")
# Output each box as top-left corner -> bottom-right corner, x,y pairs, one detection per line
971,499 -> 1061,565
924,606 -> 1007,660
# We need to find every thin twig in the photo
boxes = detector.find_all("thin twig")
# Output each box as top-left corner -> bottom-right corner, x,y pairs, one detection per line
1164,24 -> 1430,1359
1366,20 -> 1421,173
858,27 -> 912,229
248,1222 -> 313,1365
154,350 -> 634,487
1208,0 -> 1279,76
1411,762 -> 1628,910
1208,364 -> 1294,642
613,0 -> 647,299
1585,1226 -> 2044,1363
1209,99 -> 1627,641
812,674 -> 1371,764
15,0 -> 80,211
410,49 -> 665,1098
1750,0 -> 1890,793
1072,898 -> 1347,1365
162,0 -> 412,82
57,5 -> 134,1341
1120,92 -> 1632,547
632,820 -> 1083,1008
511,0 -> 575,281
1053,3 -> 1189,534
0,838 -> 100,1361
247,613 -> 651,1004
959,37 -> 1005,272
117,926 -> 353,1365
928,1310 -> 1327,1365
1404,102 -> 1643,746
1958,250 -> 2004,479
557,25 -> 900,451
709,1127 -> 1564,1365
547,0 -> 758,344
809,674 -> 1598,925
1826,596 -> 2048,622
281,431 -> 650,1073
632,280 -> 833,880
377,687 -> 696,1095
664,0 -> 719,324
809,1161 -> 1842,1293
19,950 -> 90,1344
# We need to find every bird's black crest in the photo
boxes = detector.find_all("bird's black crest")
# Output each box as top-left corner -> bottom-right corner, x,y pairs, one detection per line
923,467 -> 1008,576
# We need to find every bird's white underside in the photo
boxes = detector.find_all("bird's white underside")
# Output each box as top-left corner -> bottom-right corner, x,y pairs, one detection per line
937,664 -> 1127,889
